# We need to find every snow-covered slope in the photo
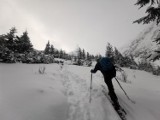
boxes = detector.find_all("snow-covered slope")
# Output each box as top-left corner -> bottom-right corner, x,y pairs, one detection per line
0,63 -> 160,120
122,23 -> 160,62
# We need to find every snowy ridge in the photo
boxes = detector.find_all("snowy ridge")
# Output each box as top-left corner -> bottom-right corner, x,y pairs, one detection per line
122,22 -> 160,59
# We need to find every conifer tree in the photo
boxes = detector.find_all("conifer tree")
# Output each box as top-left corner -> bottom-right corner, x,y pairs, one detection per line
0,34 -> 8,61
0,34 -> 6,51
6,27 -> 17,52
19,31 -> 33,53
134,0 -> 160,25
44,41 -> 51,54
114,47 -> 124,66
63,51 -> 67,59
82,49 -> 86,60
50,45 -> 54,55
105,43 -> 114,60
134,0 -> 160,56
77,47 -> 82,59
59,49 -> 63,58
86,52 -> 91,60
53,49 -> 58,58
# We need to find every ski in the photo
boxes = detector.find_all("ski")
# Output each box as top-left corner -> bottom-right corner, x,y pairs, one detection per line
101,85 -> 127,120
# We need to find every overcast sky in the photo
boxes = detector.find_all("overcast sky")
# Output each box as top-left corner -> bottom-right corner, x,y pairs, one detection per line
0,0 -> 149,55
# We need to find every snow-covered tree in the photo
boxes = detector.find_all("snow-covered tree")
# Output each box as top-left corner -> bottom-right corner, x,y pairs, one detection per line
105,43 -> 114,62
114,47 -> 124,66
0,35 -> 6,55
19,31 -> 33,53
134,0 -> 160,25
50,45 -> 54,55
134,0 -> 160,45
44,41 -> 51,54
82,49 -> 86,60
77,47 -> 82,59
6,27 -> 17,52
59,49 -> 63,58
86,52 -> 91,60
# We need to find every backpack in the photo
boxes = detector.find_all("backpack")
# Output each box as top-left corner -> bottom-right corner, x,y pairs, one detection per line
99,57 -> 116,77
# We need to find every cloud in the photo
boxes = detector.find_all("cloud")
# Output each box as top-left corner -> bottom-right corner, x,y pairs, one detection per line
0,0 -> 148,55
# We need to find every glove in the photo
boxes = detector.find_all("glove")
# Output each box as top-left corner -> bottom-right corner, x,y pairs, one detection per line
90,69 -> 95,73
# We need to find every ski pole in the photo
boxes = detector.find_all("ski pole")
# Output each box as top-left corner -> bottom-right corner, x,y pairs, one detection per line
89,73 -> 93,103
115,77 -> 135,104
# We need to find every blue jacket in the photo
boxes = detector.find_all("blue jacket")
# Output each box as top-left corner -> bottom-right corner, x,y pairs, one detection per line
92,57 -> 116,77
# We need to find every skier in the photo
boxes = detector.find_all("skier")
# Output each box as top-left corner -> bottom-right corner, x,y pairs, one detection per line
91,57 -> 120,110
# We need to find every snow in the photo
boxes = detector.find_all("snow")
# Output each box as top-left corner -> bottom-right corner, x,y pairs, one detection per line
121,22 -> 160,66
0,63 -> 160,120
122,23 -> 160,56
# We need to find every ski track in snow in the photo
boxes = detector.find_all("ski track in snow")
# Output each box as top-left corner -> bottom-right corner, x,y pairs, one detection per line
1,64 -> 160,120
59,65 -> 121,120
61,70 -> 90,120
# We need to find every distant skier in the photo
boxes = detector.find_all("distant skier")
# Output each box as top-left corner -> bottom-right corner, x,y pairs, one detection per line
91,57 -> 120,110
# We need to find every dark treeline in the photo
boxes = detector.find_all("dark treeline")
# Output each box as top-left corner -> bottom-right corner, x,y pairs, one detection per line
43,40 -> 71,60
0,27 -> 70,63
71,47 -> 101,66
0,27 -> 97,65
0,27 -> 160,75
